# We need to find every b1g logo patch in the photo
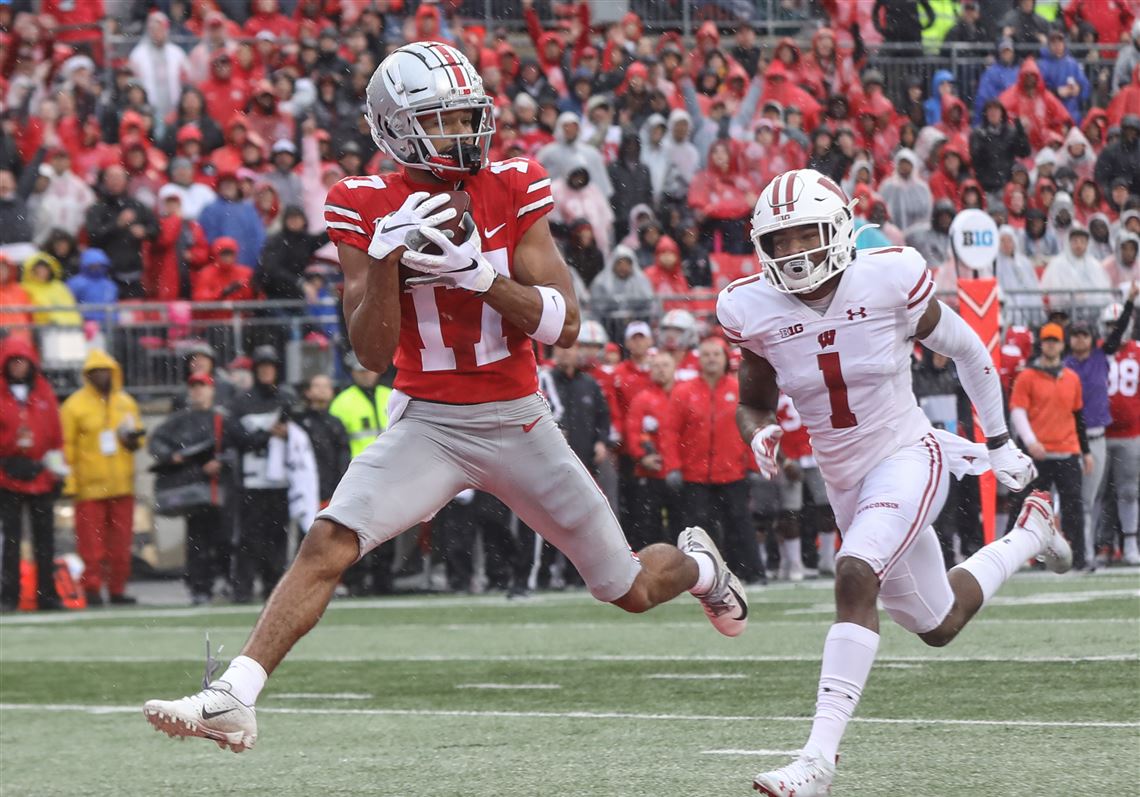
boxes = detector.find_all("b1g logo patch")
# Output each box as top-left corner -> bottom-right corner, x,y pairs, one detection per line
780,323 -> 804,339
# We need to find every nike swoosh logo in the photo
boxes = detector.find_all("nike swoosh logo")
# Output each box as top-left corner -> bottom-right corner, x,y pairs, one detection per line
379,221 -> 418,234
201,706 -> 238,720
484,223 -> 506,239
522,417 -> 541,433
728,583 -> 748,621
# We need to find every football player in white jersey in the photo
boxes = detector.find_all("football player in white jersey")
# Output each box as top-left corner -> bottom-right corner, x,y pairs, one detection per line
718,169 -> 1075,796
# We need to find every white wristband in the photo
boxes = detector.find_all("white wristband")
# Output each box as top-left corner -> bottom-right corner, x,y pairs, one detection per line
530,286 -> 567,345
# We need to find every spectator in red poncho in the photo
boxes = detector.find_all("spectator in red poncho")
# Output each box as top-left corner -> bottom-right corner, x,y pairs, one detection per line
409,3 -> 447,44
762,60 -> 821,132
43,0 -> 104,64
644,236 -> 690,295
999,57 -> 1072,150
293,0 -> 341,35
123,141 -> 166,210
1073,177 -> 1111,224
1003,183 -> 1030,228
928,142 -> 970,209
688,21 -> 739,79
244,81 -> 295,149
688,139 -> 755,254
800,27 -> 858,101
936,93 -> 971,150
199,52 -> 250,126
244,0 -> 299,40
191,237 -> 256,319
852,92 -> 898,178
1080,108 -> 1109,153
522,0 -> 581,97
1062,0 -> 1134,60
959,178 -> 987,211
736,120 -> 807,196
1107,65 -> 1140,126
209,117 -> 250,177
771,37 -> 813,94
186,12 -> 239,84
146,186 -> 208,300
70,118 -> 119,185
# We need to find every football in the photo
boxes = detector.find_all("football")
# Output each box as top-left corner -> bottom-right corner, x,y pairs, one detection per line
411,190 -> 471,256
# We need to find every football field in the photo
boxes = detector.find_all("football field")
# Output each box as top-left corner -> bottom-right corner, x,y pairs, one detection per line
1,571 -> 1138,796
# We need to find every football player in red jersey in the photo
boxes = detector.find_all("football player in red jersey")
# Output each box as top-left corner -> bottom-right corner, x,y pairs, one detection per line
1100,290 -> 1140,565
144,42 -> 749,754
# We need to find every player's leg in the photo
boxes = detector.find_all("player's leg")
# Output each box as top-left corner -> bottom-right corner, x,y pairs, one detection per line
143,413 -> 471,750
804,467 -> 838,576
779,473 -> 805,582
1108,437 -> 1140,563
915,489 -> 1074,650
754,435 -> 947,797
483,394 -> 746,635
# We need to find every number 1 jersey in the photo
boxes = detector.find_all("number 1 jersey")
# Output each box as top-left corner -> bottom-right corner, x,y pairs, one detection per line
324,158 -> 554,404
718,247 -> 937,490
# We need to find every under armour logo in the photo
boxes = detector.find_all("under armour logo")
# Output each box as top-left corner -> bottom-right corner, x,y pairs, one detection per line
984,366 -> 993,375
846,307 -> 867,320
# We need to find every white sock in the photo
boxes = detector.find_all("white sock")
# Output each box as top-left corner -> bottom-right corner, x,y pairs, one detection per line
818,532 -> 838,570
757,538 -> 768,570
953,526 -> 1040,604
1124,534 -> 1140,560
220,655 -> 268,706
687,552 -> 716,595
805,622 -> 879,762
780,537 -> 802,573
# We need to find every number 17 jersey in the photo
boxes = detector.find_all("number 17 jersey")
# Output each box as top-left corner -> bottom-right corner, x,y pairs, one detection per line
324,158 -> 554,404
718,247 -> 937,490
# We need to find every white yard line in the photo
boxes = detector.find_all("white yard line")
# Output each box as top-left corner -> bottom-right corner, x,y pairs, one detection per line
645,673 -> 749,680
271,693 -> 373,700
2,653 -> 1135,664
3,703 -> 1136,729
701,749 -> 801,756
455,684 -> 562,690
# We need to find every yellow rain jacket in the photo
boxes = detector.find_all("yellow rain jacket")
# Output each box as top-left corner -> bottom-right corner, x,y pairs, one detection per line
60,350 -> 143,500
21,252 -> 82,326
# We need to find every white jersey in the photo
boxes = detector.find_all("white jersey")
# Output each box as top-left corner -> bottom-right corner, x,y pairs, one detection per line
718,246 -> 937,490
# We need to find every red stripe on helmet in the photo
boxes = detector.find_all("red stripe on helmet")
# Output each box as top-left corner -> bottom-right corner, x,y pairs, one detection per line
769,173 -> 785,210
783,171 -> 796,214
817,176 -> 847,202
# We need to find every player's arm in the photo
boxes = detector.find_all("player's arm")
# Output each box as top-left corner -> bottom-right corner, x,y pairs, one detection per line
483,216 -> 580,348
737,348 -> 784,479
917,299 -> 1037,488
340,242 -> 401,373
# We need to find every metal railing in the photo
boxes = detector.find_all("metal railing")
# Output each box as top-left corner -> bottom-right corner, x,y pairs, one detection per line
4,289 -> 1124,397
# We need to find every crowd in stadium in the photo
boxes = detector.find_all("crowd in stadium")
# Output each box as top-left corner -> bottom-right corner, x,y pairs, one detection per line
1,0 -> 1139,609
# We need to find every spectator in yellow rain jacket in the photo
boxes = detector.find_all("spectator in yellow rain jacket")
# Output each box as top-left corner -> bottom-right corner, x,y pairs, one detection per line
21,252 -> 81,326
60,350 -> 144,606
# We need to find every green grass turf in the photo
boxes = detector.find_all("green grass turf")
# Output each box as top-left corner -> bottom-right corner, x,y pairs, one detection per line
1,572 -> 1137,796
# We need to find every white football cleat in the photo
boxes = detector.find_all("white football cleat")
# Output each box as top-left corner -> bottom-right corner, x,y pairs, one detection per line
143,680 -> 258,752
753,748 -> 836,796
1017,491 -> 1073,574
678,526 -> 748,637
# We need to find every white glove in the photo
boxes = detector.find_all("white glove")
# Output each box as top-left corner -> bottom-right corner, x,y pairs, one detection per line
401,221 -> 498,294
988,440 -> 1038,490
751,424 -> 783,480
367,192 -> 457,261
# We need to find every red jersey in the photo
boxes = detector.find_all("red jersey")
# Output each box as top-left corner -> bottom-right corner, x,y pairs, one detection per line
611,357 -> 654,451
659,375 -> 753,484
324,159 -> 554,404
1108,340 -> 1140,439
625,383 -> 674,478
777,393 -> 814,462
673,350 -> 701,382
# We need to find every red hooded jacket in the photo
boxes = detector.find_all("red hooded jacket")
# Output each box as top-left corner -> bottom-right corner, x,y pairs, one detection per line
191,240 -> 257,318
1107,65 -> 1140,127
643,236 -> 690,295
1000,58 -> 1072,150
799,27 -> 858,101
0,336 -> 63,496
659,373 -> 753,484
928,142 -> 971,209
625,383 -> 675,478
762,60 -> 822,131
243,0 -> 299,40
146,214 -> 209,301
688,141 -> 755,224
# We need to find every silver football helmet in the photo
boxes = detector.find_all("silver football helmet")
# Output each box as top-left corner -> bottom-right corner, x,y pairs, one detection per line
365,41 -> 495,178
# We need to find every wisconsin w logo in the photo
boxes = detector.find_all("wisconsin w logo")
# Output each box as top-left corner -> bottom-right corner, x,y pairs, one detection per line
818,329 -> 836,349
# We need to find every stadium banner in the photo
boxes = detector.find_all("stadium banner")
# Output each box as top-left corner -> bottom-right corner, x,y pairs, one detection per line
958,277 -> 1000,545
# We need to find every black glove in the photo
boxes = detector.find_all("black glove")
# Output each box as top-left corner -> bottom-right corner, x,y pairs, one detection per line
1,456 -> 45,482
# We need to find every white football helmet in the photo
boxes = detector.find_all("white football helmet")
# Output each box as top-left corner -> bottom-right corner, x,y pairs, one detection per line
578,319 -> 609,347
1101,301 -> 1134,339
659,308 -> 697,351
365,41 -> 495,178
750,168 -> 861,294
